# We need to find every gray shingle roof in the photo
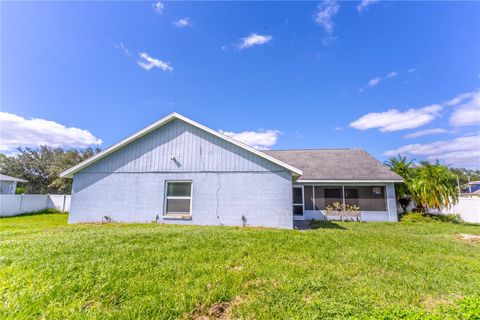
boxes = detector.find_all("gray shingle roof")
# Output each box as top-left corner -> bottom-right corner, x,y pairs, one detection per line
263,149 -> 403,182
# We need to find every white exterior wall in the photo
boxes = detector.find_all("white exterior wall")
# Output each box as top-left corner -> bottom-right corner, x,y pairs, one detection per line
70,171 -> 293,228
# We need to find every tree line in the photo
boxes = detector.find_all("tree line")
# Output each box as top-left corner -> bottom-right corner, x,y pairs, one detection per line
0,146 -> 100,194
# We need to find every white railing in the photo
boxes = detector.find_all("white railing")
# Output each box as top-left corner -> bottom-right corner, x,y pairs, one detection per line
0,194 -> 71,217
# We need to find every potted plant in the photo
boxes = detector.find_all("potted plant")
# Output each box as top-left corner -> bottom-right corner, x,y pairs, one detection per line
325,201 -> 361,221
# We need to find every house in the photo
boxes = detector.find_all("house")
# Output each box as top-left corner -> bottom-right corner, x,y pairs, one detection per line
0,174 -> 27,194
60,113 -> 402,228
461,181 -> 480,195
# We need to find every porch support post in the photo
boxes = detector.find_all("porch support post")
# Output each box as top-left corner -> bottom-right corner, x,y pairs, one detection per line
342,185 -> 345,221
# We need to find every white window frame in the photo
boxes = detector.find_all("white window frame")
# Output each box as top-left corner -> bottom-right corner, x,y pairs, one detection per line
164,180 -> 193,218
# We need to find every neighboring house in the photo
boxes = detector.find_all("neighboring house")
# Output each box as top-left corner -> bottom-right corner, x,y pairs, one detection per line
462,181 -> 480,194
0,174 -> 27,194
61,113 -> 402,228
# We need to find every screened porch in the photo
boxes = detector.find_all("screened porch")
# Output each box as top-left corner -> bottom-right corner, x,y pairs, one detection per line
292,184 -> 390,221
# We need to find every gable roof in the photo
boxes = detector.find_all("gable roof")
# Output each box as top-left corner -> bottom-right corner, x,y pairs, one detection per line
263,149 -> 403,182
60,113 -> 303,178
0,174 -> 27,183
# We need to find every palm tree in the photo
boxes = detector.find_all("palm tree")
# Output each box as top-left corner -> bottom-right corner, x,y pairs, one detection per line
384,155 -> 415,213
410,161 -> 459,211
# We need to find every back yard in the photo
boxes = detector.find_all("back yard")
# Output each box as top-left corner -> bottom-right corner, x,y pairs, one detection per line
1,214 -> 479,319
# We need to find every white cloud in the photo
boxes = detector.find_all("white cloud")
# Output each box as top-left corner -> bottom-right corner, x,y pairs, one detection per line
219,129 -> 281,150
403,128 -> 448,139
0,112 -> 102,154
173,17 -> 192,28
357,0 -> 379,12
237,33 -> 272,49
407,68 -> 416,73
384,134 -> 480,168
137,52 -> 173,72
314,0 -> 340,34
367,77 -> 381,87
386,71 -> 398,78
360,72 -> 398,91
350,104 -> 442,132
449,90 -> 480,127
152,1 -> 164,14
444,91 -> 476,107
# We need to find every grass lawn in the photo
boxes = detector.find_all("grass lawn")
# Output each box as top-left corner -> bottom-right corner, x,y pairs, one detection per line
1,214 -> 480,319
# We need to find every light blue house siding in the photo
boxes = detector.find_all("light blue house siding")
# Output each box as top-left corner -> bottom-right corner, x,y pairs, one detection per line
69,119 -> 294,228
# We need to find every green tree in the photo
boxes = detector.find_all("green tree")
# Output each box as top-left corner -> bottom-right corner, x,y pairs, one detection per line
384,155 -> 415,213
0,146 -> 100,194
410,161 -> 459,211
449,167 -> 480,188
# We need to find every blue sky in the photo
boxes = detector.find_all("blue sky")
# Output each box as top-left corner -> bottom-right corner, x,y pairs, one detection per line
1,1 -> 479,167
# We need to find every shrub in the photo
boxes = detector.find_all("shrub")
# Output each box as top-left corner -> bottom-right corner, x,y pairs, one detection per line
15,186 -> 26,194
400,211 -> 460,223
431,213 -> 461,223
400,211 -> 433,222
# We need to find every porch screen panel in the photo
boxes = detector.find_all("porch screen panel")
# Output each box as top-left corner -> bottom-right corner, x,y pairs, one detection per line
304,186 -> 314,210
324,188 -> 342,208
347,186 -> 386,211
344,189 -> 359,206
314,186 -> 325,210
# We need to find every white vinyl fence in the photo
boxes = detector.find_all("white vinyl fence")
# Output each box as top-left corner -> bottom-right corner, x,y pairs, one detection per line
0,194 -> 71,217
432,196 -> 480,224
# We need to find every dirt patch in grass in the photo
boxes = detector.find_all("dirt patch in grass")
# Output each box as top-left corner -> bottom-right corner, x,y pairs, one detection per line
421,294 -> 463,310
229,265 -> 244,272
456,234 -> 480,243
242,278 -> 265,289
188,296 -> 246,320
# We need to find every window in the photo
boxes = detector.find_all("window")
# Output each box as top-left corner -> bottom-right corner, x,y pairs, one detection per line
165,181 -> 192,216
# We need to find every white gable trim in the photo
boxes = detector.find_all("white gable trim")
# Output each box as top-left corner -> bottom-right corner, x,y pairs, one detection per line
60,112 -> 303,178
